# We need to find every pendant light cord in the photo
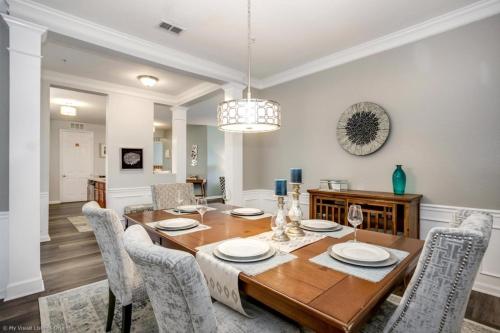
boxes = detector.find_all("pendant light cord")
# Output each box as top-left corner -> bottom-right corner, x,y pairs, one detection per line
247,0 -> 252,100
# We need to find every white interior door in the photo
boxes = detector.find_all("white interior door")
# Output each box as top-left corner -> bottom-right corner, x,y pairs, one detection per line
60,130 -> 94,202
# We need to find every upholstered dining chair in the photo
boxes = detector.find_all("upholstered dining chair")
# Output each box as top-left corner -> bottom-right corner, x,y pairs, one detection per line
82,201 -> 148,333
361,210 -> 493,333
151,183 -> 195,210
123,224 -> 300,333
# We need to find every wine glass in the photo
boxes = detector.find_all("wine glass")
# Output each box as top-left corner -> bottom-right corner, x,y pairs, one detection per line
196,198 -> 208,225
175,190 -> 183,210
222,189 -> 231,205
348,205 -> 363,242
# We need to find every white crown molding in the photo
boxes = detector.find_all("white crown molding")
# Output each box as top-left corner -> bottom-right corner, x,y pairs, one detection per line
174,82 -> 220,106
7,0 -> 500,90
43,70 -> 222,106
43,70 -> 178,104
256,0 -> 500,88
7,0 -> 245,84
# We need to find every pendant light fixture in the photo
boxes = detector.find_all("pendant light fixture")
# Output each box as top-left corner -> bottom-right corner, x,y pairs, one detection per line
217,0 -> 281,133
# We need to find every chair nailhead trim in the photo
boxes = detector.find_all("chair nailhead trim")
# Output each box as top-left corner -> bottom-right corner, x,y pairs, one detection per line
389,233 -> 473,333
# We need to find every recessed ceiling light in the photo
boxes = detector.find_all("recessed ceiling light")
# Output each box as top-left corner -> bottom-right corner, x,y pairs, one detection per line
138,75 -> 159,87
60,105 -> 77,116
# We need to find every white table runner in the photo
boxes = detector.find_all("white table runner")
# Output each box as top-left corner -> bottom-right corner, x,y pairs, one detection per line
146,222 -> 211,236
195,238 -> 296,316
248,230 -> 327,253
309,245 -> 409,282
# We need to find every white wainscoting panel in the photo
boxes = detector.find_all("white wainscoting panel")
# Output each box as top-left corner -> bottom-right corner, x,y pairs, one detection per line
242,189 -> 500,297
107,187 -> 153,218
0,211 -> 8,299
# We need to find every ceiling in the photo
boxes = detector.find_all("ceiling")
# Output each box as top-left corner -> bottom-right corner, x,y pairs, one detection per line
50,87 -> 107,124
43,34 -> 209,96
31,0 -> 481,78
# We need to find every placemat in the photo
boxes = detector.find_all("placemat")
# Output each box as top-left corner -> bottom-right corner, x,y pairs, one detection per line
319,225 -> 355,239
164,207 -> 216,215
146,222 -> 211,236
196,238 -> 297,276
309,245 -> 409,283
221,210 -> 273,220
248,230 -> 327,253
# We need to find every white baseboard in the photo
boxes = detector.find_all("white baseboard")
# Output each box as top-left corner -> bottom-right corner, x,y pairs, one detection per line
49,200 -> 61,205
4,272 -> 45,301
242,189 -> 500,298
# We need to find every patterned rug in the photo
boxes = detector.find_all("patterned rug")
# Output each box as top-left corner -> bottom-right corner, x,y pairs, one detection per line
39,280 -> 498,333
39,280 -> 157,332
67,216 -> 93,233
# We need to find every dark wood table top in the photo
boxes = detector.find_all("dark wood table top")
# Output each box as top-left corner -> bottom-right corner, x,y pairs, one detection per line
124,203 -> 424,332
308,189 -> 422,202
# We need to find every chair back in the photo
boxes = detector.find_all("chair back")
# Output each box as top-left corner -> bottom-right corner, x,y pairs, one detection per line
151,183 -> 195,210
82,201 -> 138,305
384,211 -> 493,333
123,225 -> 217,333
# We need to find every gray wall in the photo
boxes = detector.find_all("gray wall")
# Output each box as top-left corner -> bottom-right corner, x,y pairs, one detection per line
244,14 -> 500,209
0,18 -> 9,211
49,120 -> 106,202
187,125 -> 207,179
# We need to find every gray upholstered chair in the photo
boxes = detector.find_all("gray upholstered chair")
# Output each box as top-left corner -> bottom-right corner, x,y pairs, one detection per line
123,224 -> 300,333
151,183 -> 195,210
82,201 -> 148,333
361,210 -> 493,333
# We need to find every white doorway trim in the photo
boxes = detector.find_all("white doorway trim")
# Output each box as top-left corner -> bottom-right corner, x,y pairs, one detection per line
59,129 -> 94,203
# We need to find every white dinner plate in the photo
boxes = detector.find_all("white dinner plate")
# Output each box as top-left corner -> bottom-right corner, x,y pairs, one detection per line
301,219 -> 339,230
157,218 -> 198,230
213,247 -> 276,263
176,205 -> 198,213
217,239 -> 270,259
230,208 -> 264,216
301,224 -> 343,233
328,246 -> 399,268
331,242 -> 390,263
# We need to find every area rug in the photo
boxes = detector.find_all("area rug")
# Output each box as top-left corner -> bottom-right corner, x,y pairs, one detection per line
39,280 -> 498,333
39,280 -> 157,333
67,216 -> 93,233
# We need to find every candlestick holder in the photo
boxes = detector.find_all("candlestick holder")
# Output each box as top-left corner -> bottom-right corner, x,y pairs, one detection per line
272,196 -> 290,242
287,183 -> 305,237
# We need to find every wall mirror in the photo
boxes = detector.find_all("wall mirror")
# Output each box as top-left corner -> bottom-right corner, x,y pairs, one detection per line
153,104 -> 172,174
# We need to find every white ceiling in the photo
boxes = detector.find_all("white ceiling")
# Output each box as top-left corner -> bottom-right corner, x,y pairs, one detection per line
42,35 -> 209,96
50,87 -> 107,124
31,0 -> 481,78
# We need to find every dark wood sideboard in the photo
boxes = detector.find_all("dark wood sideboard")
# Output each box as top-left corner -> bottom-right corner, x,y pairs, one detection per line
308,189 -> 422,238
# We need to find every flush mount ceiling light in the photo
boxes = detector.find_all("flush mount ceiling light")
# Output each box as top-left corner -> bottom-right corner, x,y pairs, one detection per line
60,105 -> 77,116
138,75 -> 159,87
217,0 -> 281,133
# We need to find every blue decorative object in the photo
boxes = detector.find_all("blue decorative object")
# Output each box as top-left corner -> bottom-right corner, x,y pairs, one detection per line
275,179 -> 287,196
290,168 -> 302,183
392,165 -> 406,195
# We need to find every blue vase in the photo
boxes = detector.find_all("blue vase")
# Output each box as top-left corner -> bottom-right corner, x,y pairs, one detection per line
392,165 -> 406,195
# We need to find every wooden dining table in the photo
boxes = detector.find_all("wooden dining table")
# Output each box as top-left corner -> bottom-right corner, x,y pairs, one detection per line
124,203 -> 424,333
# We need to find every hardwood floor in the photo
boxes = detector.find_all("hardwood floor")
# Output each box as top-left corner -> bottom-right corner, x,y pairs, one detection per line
0,201 -> 499,331
0,202 -> 106,331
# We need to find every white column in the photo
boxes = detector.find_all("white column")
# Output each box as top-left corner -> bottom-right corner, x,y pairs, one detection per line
2,14 -> 47,300
222,83 -> 245,206
171,106 -> 187,183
